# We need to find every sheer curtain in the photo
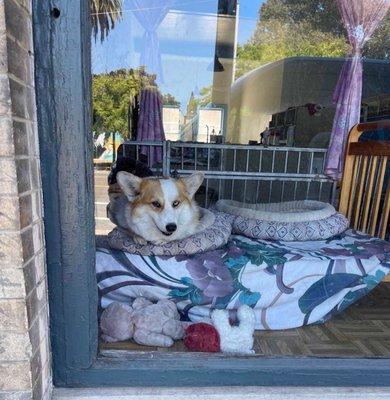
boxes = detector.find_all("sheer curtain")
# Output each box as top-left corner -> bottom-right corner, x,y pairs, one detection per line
324,0 -> 389,180
132,0 -> 174,82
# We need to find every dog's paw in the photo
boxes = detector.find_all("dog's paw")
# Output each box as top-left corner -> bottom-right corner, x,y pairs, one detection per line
133,235 -> 148,245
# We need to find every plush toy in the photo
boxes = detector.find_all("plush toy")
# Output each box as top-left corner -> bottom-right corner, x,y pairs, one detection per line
100,300 -> 255,353
100,302 -> 134,343
100,298 -> 184,347
183,306 -> 256,354
211,305 -> 255,355
183,323 -> 220,353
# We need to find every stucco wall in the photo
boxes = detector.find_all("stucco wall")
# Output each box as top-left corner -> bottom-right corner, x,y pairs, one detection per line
0,0 -> 51,399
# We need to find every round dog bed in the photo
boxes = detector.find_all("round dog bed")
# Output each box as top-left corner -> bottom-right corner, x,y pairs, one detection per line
215,200 -> 349,241
107,209 -> 233,256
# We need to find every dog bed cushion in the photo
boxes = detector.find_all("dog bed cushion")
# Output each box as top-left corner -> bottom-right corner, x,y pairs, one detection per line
96,229 -> 390,330
215,200 -> 349,241
106,209 -> 233,256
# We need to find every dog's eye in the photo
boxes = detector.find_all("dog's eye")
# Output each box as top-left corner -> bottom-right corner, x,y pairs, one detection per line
152,201 -> 161,208
172,200 -> 180,208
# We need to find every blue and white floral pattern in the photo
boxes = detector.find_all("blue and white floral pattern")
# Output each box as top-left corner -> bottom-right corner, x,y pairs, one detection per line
96,229 -> 390,330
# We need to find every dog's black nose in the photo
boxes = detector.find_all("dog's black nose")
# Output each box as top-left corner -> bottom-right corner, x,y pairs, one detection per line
166,223 -> 177,233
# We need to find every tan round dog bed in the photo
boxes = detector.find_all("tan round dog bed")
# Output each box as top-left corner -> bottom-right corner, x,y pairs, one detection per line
215,200 -> 349,241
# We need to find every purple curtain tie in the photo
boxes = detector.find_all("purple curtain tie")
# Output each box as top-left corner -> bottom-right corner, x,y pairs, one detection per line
324,0 -> 389,181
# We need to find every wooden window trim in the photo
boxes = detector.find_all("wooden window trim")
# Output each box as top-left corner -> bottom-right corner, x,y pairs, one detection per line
33,0 -> 390,387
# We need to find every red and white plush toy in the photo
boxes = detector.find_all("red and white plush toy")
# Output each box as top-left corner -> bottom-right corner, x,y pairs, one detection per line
184,305 -> 255,355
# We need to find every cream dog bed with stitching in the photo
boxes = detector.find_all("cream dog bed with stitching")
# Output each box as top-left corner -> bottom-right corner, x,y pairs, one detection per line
215,200 -> 349,241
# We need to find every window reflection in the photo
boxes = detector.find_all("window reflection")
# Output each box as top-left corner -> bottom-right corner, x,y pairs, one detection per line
91,0 -> 389,233
91,0 -> 389,148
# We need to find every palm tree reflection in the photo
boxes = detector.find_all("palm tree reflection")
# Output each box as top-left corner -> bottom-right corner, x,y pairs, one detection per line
91,0 -> 123,42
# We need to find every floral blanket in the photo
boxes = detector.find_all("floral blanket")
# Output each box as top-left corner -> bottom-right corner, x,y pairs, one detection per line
96,230 -> 390,330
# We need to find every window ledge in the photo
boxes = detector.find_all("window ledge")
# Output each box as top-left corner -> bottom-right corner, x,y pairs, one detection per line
53,386 -> 390,400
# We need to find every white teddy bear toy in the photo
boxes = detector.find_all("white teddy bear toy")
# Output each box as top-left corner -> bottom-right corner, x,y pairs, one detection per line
100,297 -> 184,347
211,304 -> 255,355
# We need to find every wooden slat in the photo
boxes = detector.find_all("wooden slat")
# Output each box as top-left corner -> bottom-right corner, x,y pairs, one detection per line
347,155 -> 360,221
349,141 -> 390,157
355,120 -> 390,133
379,184 -> 390,240
369,156 -> 388,236
340,122 -> 390,238
339,154 -> 358,216
353,156 -> 367,229
361,156 -> 378,232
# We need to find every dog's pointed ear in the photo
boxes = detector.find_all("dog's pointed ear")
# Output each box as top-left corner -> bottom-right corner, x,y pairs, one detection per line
116,171 -> 142,201
181,171 -> 204,198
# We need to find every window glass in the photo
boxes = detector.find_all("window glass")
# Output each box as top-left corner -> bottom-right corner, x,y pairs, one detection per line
92,0 -> 389,149
91,1 -> 389,233
91,2 -> 390,359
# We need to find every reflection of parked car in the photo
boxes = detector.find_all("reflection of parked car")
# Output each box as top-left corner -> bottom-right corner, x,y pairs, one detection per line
228,57 -> 390,146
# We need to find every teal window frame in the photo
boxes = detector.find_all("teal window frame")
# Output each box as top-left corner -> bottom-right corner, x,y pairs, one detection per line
33,0 -> 390,387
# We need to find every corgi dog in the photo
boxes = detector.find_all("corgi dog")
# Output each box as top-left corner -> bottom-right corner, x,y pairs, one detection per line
111,171 -> 204,245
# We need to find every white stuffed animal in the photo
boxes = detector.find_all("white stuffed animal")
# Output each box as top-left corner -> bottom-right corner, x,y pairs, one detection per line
211,305 -> 255,355
100,298 -> 184,347
100,302 -> 134,343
